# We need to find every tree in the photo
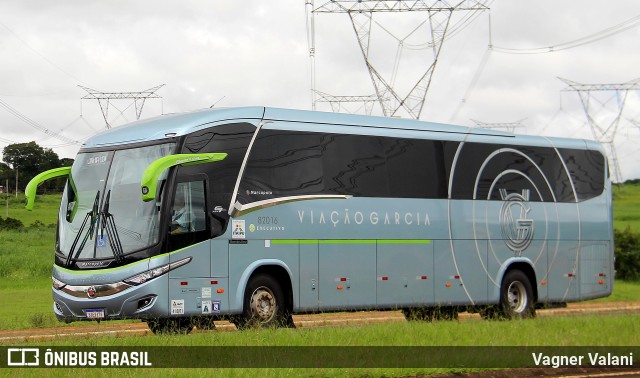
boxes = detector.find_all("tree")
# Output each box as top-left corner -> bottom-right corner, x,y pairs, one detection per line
2,141 -> 61,192
0,162 -> 12,193
60,157 -> 75,167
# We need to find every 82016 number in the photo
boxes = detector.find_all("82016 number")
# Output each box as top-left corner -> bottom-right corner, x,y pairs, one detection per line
257,217 -> 278,225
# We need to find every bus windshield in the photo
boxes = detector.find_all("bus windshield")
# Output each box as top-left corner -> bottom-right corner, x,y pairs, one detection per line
58,143 -> 175,265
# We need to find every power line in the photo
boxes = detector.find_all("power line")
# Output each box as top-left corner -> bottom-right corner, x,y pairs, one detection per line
0,97 -> 80,145
0,18 -> 92,86
492,14 -> 640,55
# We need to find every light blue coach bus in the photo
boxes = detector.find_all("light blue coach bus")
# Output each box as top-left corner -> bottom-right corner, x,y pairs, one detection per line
26,107 -> 613,333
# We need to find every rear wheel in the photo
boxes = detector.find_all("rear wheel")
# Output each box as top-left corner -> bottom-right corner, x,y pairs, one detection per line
498,270 -> 535,319
235,274 -> 292,329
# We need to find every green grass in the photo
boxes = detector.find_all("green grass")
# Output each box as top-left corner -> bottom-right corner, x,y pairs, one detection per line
0,277 -> 57,330
2,315 -> 639,377
613,183 -> 640,232
1,193 -> 60,226
0,229 -> 56,280
592,280 -> 640,302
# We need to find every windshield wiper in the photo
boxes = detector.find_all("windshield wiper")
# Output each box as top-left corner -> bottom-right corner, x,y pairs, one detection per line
65,191 -> 100,267
100,190 -> 125,263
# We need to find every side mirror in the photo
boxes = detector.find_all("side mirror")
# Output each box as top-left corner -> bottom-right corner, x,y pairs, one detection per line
140,153 -> 227,202
24,166 -> 71,210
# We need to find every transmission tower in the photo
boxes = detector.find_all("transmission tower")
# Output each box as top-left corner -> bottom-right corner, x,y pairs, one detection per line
79,84 -> 165,129
471,119 -> 525,133
313,90 -> 381,115
308,0 -> 488,119
559,77 -> 640,183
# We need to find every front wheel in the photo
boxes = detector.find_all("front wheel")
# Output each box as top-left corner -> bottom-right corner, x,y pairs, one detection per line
235,274 -> 292,329
498,270 -> 535,319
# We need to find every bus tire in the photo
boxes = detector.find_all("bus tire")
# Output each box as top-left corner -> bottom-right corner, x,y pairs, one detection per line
499,270 -> 535,319
237,273 -> 290,329
147,317 -> 193,334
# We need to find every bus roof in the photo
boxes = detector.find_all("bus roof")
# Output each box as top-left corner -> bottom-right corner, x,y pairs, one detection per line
81,107 -> 266,149
80,106 -> 600,152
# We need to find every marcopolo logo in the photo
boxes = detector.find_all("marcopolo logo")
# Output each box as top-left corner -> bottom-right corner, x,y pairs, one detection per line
499,189 -> 534,255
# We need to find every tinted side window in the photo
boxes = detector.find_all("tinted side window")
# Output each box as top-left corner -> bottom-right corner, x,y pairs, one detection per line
322,134 -> 388,197
238,131 -> 326,202
240,129 -> 453,202
181,123 -> 255,209
449,143 -> 576,202
240,131 -> 389,202
559,149 -> 605,201
384,138 -> 447,199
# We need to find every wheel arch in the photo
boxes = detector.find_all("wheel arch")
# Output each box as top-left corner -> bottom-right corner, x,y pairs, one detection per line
234,260 -> 294,313
494,258 -> 538,304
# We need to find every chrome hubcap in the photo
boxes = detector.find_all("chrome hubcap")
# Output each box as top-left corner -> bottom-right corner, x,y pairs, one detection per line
249,286 -> 276,322
507,281 -> 527,313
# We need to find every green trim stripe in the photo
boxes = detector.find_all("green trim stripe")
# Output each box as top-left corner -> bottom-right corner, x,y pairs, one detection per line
54,241 -> 206,275
272,239 -> 431,245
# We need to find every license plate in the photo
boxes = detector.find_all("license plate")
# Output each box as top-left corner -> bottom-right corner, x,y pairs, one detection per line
85,309 -> 105,319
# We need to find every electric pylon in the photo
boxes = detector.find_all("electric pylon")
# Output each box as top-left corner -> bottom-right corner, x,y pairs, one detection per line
79,84 -> 165,129
559,77 -> 640,183
308,0 -> 488,119
471,119 -> 526,133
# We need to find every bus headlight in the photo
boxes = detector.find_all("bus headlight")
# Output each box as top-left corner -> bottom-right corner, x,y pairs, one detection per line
52,277 -> 66,290
123,257 -> 192,285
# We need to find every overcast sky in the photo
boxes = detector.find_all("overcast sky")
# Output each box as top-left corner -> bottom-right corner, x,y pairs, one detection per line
1,0 -> 639,180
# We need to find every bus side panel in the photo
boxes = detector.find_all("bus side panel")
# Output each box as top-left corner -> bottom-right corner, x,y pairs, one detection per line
318,242 -> 376,310
432,239 -> 489,305
546,241 -> 579,302
167,242 -> 223,316
446,200 -> 489,305
376,242 -> 433,307
544,201 -> 582,302
169,241 -> 210,278
432,240 -> 468,305
211,238 -> 229,277
578,242 -> 612,300
298,241 -> 319,311
576,194 -> 613,300
168,277 -> 229,317
228,240 -> 299,313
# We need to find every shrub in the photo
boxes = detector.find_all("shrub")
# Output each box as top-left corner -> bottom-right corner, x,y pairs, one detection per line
0,216 -> 24,230
614,227 -> 640,281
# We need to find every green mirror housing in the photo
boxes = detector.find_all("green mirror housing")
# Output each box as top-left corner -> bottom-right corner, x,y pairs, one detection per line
141,153 -> 227,202
24,166 -> 72,211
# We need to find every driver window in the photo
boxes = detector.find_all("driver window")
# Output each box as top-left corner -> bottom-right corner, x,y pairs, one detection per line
171,181 -> 206,234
